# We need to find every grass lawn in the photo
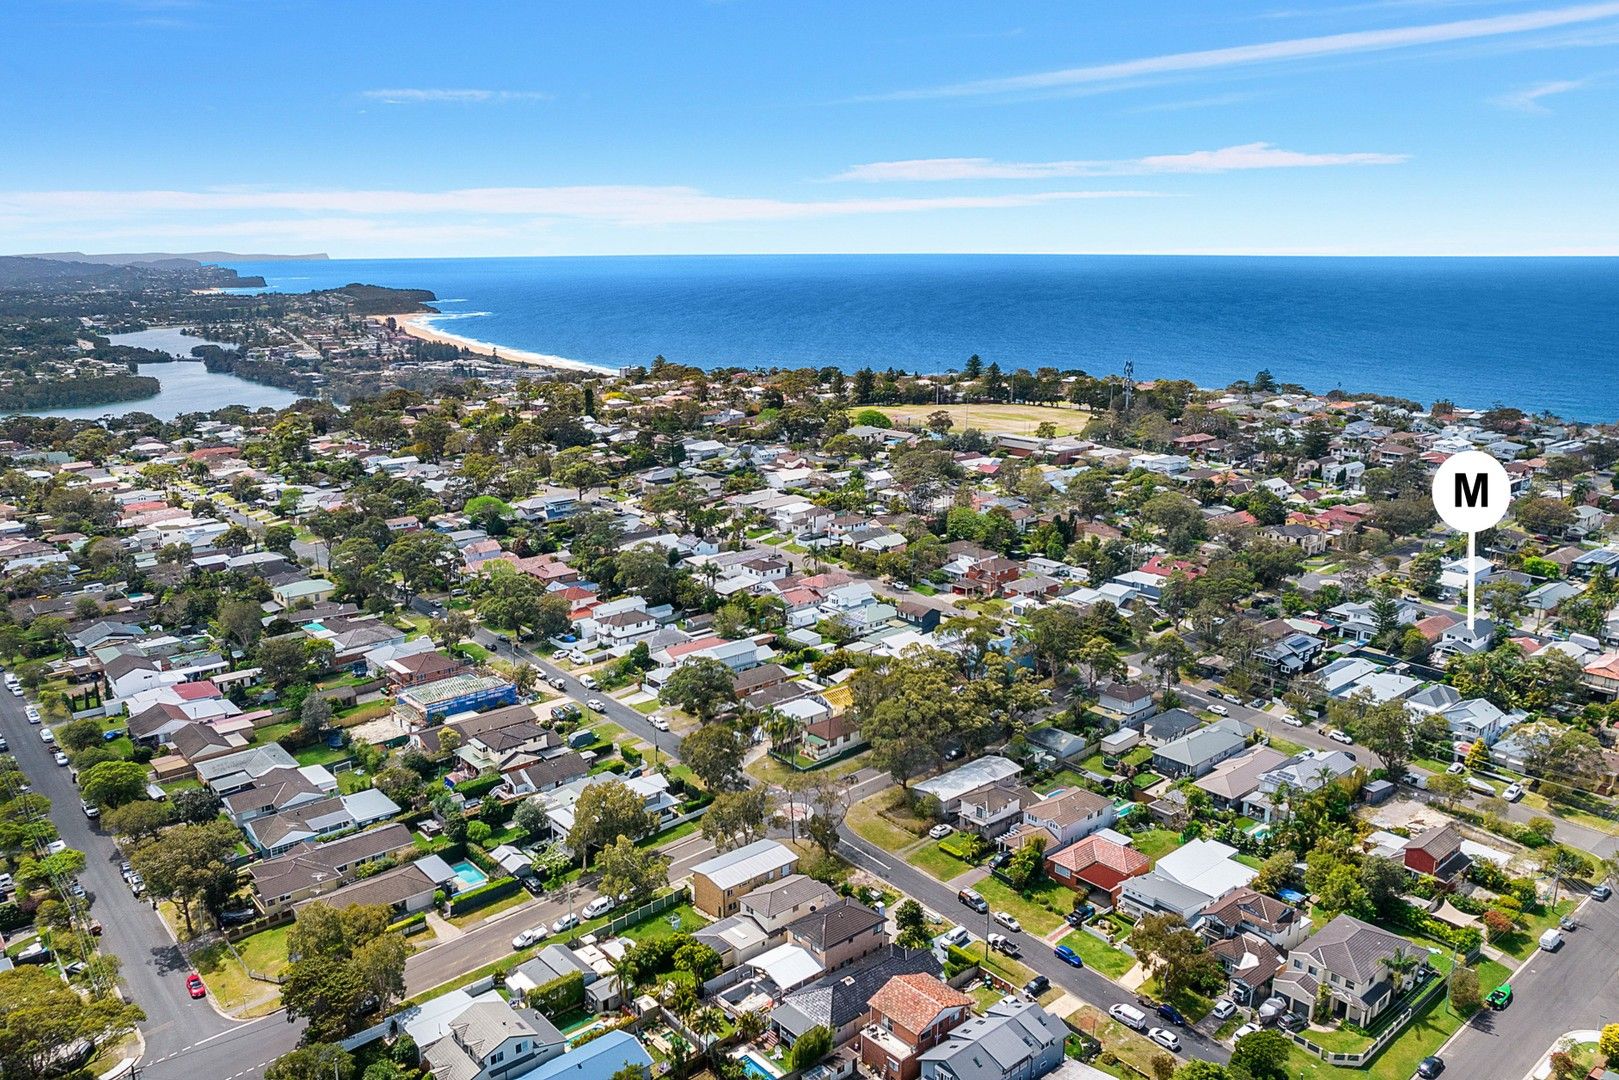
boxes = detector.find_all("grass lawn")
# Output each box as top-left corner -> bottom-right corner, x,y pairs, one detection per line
621,902 -> 708,943
292,742 -> 351,767
1058,930 -> 1135,980
235,923 -> 293,979
971,984 -> 1006,1013
746,747 -> 871,787
1035,768 -> 1095,795
1494,898 -> 1573,960
1233,852 -> 1265,869
971,875 -> 1071,936
858,402 -> 1092,436
455,642 -> 491,663
1069,1006 -> 1177,1079
450,889 -> 537,927
188,942 -> 282,1018
1268,735 -> 1309,756
1141,976 -> 1214,1022
908,841 -> 972,883
1127,828 -> 1183,862
848,789 -> 928,851
639,818 -> 701,849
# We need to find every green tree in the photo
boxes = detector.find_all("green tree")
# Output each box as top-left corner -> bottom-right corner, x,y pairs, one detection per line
895,899 -> 931,950
1448,965 -> 1481,1012
129,819 -> 242,935
1173,1063 -> 1234,1080
101,799 -> 174,843
595,836 -> 669,905
0,967 -> 145,1080
78,760 -> 150,809
701,787 -> 771,852
567,780 -> 654,863
679,723 -> 748,793
53,718 -> 104,752
281,903 -> 408,1043
266,1043 -> 357,1080
1231,1029 -> 1290,1080
788,1025 -> 833,1070
1005,836 -> 1047,891
1130,914 -> 1224,1001
1250,850 -> 1296,896
1598,1023 -> 1619,1064
659,658 -> 737,722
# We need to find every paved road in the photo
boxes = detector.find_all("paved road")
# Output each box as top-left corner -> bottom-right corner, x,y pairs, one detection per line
0,687 -> 238,1063
836,823 -> 1232,1067
1438,888 -> 1619,1080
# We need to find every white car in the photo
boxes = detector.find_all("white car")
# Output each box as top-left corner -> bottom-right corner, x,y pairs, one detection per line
1446,762 -> 1466,775
1208,704 -> 1229,716
548,676 -> 567,690
1502,783 -> 1524,802
46,839 -> 68,855
1210,998 -> 1237,1021
1283,716 -> 1304,728
1148,1028 -> 1181,1053
578,674 -> 598,690
586,698 -> 606,712
1232,1023 -> 1261,1043
40,728 -> 54,744
928,823 -> 953,840
512,927 -> 546,950
992,911 -> 1022,933
551,912 -> 579,934
582,896 -> 615,919
53,751 -> 68,767
650,716 -> 670,732
1329,729 -> 1354,745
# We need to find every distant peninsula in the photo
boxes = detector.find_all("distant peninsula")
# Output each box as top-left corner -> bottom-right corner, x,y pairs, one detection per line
22,250 -> 328,265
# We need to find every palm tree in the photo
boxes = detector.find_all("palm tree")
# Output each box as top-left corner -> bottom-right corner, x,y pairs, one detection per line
1379,946 -> 1423,994
734,1009 -> 766,1044
688,1005 -> 725,1049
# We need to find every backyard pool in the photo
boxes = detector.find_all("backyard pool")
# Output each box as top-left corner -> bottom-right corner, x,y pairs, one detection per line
450,860 -> 488,891
737,1053 -> 780,1080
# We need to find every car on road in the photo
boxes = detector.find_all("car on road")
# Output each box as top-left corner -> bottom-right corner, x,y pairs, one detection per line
928,823 -> 953,840
128,874 -> 144,897
1232,1023 -> 1260,1042
551,912 -> 579,934
40,728 -> 53,743
185,973 -> 206,999
1208,704 -> 1229,716
119,862 -> 132,879
512,927 -> 546,950
1593,884 -> 1613,901
586,698 -> 606,712
1328,729 -> 1354,744
578,675 -> 599,691
1484,984 -> 1513,1009
1502,783 -> 1524,802
939,926 -> 970,948
1053,944 -> 1084,967
68,881 -> 85,898
53,750 -> 68,766
1416,1055 -> 1446,1078
992,911 -> 1022,933
1446,762 -> 1466,775
81,801 -> 98,819
1147,1028 -> 1181,1053
1210,998 -> 1237,1022
582,896 -> 615,919
1109,1004 -> 1149,1032
46,839 -> 67,855
890,581 -> 910,591
1559,914 -> 1577,931
957,888 -> 988,914
1247,698 -> 1268,710
650,716 -> 670,732
0,736 -> 7,751
1022,975 -> 1049,998
548,676 -> 567,690
1156,1004 -> 1185,1026
1283,716 -> 1304,727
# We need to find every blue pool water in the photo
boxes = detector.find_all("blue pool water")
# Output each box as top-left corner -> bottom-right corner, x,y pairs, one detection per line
450,861 -> 488,890
738,1054 -> 777,1080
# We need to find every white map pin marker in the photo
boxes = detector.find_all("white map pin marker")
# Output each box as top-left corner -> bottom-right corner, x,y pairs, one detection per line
1431,449 -> 1512,632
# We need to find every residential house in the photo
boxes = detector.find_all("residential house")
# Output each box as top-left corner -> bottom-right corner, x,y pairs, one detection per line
916,998 -> 1067,1080
1138,709 -> 1202,747
1272,915 -> 1429,1027
954,781 -> 1036,841
913,756 -> 1023,814
783,898 -> 888,972
1152,720 -> 1249,779
858,974 -> 975,1080
395,674 -> 519,725
402,988 -> 566,1080
1002,787 -> 1116,851
1403,824 -> 1472,882
1196,887 -> 1313,952
1209,933 -> 1286,1006
691,839 -> 800,918
1044,834 -> 1151,904
1097,682 -> 1157,724
1194,747 -> 1288,812
770,947 -> 945,1050
247,823 -> 415,911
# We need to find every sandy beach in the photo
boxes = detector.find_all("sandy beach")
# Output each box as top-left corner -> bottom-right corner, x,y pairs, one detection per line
378,311 -> 616,376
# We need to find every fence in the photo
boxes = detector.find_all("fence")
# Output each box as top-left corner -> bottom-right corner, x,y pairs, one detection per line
1282,969 -> 1453,1068
568,886 -> 690,947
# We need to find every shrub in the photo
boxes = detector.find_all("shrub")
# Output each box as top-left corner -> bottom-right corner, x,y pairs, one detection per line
447,876 -> 520,915
527,971 -> 586,1018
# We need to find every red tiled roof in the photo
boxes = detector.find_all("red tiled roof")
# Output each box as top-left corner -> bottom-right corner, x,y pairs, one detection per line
1047,835 -> 1150,891
172,680 -> 222,701
868,973 -> 973,1036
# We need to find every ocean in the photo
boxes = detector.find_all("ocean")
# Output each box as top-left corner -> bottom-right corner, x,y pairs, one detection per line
230,255 -> 1619,422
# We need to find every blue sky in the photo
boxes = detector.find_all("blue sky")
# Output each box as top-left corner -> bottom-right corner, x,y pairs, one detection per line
3,0 -> 1617,256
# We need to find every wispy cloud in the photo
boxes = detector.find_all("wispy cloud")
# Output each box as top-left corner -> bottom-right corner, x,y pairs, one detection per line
360,88 -> 552,105
0,185 -> 1161,230
1124,91 -> 1263,113
834,143 -> 1408,182
1491,76 -> 1589,109
880,1 -> 1619,99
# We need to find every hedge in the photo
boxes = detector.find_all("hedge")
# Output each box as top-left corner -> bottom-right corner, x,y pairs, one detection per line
454,773 -> 504,800
1390,903 -> 1482,953
0,901 -> 29,933
528,970 -> 586,1019
388,912 -> 430,936
448,875 -> 521,915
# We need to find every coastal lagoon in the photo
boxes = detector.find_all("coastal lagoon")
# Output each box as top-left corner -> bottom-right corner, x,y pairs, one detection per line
232,254 -> 1619,421
17,327 -> 302,420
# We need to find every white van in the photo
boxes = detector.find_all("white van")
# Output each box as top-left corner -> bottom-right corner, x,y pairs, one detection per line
1466,778 -> 1496,797
1538,928 -> 1563,952
1109,1003 -> 1149,1032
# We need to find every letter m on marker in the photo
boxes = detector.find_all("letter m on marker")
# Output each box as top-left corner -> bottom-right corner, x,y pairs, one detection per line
1455,472 -> 1488,508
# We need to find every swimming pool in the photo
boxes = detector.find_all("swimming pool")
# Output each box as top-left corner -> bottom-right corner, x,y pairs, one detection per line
737,1054 -> 778,1080
450,860 -> 488,891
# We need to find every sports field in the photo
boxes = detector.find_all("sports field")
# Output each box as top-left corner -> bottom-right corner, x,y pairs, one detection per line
857,402 -> 1092,435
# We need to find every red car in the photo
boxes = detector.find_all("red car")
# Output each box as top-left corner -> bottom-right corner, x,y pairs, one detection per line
186,973 -> 206,999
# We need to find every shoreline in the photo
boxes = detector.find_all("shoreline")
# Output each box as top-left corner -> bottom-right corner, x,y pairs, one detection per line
380,311 -> 616,376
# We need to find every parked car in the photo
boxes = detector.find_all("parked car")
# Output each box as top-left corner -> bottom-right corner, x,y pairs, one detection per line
1210,999 -> 1237,1022
46,839 -> 67,855
1593,884 -> 1612,901
991,934 -> 1021,959
512,927 -> 546,950
1156,1004 -> 1185,1027
1053,944 -> 1084,967
578,674 -> 599,691
548,676 -> 567,690
1283,716 -> 1304,727
81,801 -> 99,819
988,850 -> 1012,870
958,888 -> 988,914
1232,1023 -> 1261,1042
1064,905 -> 1094,928
186,973 -> 206,999
650,716 -> 670,732
582,896 -> 615,919
1278,1011 -> 1308,1032
0,736 -> 9,751
1502,783 -> 1524,802
928,823 -> 953,840
551,912 -> 579,935
1257,995 -> 1289,1023
1208,704 -> 1229,716
1559,914 -> 1577,931
1328,729 -> 1354,745
939,926 -> 970,948
53,751 -> 68,766
992,911 -> 1022,933
1109,1004 -> 1149,1032
1147,1028 -> 1181,1053
1416,1056 -> 1445,1079
586,698 -> 606,712
1485,984 -> 1513,1009
1022,975 -> 1049,998
40,728 -> 53,743
1247,698 -> 1268,710
1446,762 -> 1466,775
